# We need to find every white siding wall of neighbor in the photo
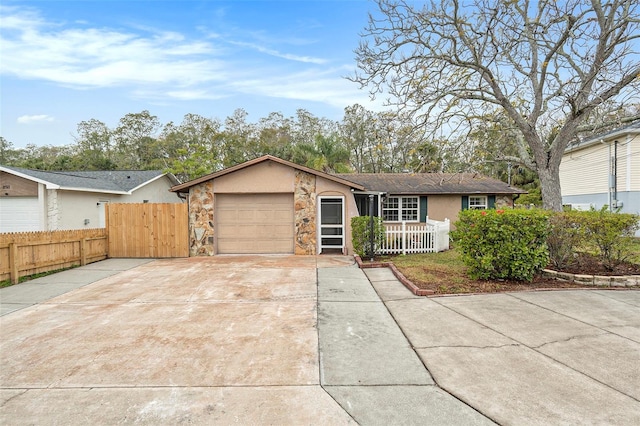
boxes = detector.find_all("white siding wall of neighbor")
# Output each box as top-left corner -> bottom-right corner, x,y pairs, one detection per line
561,135 -> 640,236
560,142 -> 610,197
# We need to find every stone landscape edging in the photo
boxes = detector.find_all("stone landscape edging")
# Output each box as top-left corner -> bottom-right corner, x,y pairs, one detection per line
541,269 -> 640,287
354,255 -> 640,296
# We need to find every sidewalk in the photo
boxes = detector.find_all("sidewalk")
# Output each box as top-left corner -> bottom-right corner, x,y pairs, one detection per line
316,264 -> 494,425
0,259 -> 154,316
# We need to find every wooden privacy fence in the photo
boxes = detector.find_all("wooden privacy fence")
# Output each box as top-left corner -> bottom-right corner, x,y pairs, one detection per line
0,228 -> 108,284
106,203 -> 188,258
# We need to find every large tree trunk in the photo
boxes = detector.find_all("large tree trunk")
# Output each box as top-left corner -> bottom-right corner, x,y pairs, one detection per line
538,165 -> 563,212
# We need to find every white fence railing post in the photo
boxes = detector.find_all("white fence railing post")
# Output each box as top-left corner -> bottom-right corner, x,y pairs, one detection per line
401,221 -> 406,255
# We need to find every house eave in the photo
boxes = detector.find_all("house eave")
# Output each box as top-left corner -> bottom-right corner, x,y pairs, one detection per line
58,186 -> 130,195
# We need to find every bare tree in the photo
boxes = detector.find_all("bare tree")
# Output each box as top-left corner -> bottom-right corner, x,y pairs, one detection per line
353,0 -> 640,210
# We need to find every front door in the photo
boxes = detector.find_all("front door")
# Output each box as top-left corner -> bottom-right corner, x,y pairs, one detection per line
319,196 -> 344,254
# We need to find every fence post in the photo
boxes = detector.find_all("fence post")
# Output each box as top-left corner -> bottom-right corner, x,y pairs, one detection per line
105,204 -> 110,258
9,243 -> 19,284
401,221 -> 407,255
80,238 -> 87,266
434,223 -> 439,253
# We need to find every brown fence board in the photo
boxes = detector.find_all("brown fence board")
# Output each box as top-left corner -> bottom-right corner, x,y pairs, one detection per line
0,228 -> 108,283
106,203 -> 188,258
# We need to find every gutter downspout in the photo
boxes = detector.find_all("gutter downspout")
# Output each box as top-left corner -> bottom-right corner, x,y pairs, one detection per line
612,140 -> 618,209
601,139 -> 612,211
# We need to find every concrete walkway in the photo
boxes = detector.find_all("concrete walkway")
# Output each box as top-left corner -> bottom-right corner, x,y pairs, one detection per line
1,259 -> 154,316
317,265 -> 493,425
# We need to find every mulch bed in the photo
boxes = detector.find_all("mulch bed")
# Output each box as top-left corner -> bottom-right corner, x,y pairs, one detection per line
553,252 -> 640,276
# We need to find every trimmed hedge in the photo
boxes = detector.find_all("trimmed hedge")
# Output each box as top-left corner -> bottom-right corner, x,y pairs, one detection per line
453,208 -> 639,280
451,209 -> 550,281
563,208 -> 639,271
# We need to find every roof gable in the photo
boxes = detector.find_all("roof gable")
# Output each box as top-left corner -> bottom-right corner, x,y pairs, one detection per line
0,166 -> 176,194
171,155 -> 365,193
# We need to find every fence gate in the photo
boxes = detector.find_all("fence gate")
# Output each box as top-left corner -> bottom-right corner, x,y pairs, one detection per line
106,203 -> 189,258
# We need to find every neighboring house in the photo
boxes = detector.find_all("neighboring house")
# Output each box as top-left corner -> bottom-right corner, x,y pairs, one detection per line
560,120 -> 640,231
0,166 -> 181,233
171,155 -> 525,256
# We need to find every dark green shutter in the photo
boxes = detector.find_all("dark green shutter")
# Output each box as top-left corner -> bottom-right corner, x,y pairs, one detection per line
488,195 -> 496,209
420,196 -> 428,222
461,196 -> 469,210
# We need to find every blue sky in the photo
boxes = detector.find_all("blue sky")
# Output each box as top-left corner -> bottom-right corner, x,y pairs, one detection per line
1,0 -> 384,148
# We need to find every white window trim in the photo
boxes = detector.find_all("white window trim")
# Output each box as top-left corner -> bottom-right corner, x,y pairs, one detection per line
469,195 -> 488,210
383,196 -> 419,222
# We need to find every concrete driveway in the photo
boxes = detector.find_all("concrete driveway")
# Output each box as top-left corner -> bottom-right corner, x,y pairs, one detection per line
0,256 -> 355,424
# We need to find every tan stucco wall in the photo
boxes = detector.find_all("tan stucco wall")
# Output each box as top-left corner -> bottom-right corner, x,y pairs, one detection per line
426,195 -> 461,225
213,161 -> 295,193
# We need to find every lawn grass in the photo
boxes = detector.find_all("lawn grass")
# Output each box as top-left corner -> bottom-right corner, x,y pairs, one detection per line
0,265 -> 79,288
378,249 -> 478,293
377,247 -> 589,294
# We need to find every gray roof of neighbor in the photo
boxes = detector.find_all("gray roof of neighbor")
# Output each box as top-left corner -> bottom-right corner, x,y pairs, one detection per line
1,166 -> 177,193
335,173 -> 527,195
567,119 -> 640,152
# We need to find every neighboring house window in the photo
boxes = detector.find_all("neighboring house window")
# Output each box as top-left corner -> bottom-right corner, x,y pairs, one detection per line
383,196 -> 419,221
469,196 -> 488,209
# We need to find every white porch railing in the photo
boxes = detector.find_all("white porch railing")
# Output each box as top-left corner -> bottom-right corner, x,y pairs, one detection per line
379,218 -> 450,255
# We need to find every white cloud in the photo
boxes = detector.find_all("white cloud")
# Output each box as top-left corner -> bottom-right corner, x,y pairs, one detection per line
229,41 -> 327,64
0,4 -> 380,112
0,6 -> 227,90
17,114 -> 54,124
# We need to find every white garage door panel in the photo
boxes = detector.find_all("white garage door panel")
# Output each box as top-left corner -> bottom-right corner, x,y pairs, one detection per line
0,197 -> 41,232
216,193 -> 294,254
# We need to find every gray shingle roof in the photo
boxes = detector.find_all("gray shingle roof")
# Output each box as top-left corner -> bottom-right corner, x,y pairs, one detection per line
335,173 -> 527,195
1,166 -> 174,193
567,119 -> 640,152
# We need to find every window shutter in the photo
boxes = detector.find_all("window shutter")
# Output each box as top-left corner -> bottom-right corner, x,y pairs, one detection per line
420,196 -> 427,222
461,195 -> 469,210
488,195 -> 496,209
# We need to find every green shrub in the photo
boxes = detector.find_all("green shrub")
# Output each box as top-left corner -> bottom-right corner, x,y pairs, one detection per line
351,216 -> 385,257
451,209 -> 550,281
573,208 -> 639,270
547,212 -> 585,269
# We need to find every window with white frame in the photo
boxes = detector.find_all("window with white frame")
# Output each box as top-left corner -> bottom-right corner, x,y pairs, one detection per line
383,196 -> 419,221
469,196 -> 488,209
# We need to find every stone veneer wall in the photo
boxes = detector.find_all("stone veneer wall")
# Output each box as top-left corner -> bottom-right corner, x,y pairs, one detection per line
47,189 -> 59,230
188,181 -> 215,256
294,170 -> 317,255
495,195 -> 513,208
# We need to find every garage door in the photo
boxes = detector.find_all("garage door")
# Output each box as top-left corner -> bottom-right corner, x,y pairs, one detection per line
0,197 -> 41,232
216,193 -> 294,254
